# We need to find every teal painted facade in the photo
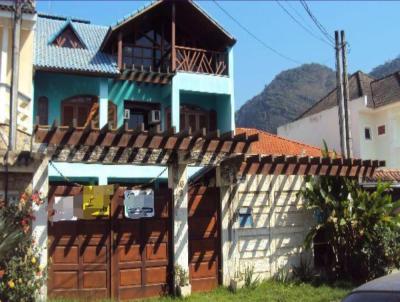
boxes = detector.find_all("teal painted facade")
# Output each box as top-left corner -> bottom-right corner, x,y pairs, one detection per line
33,48 -> 235,183
108,80 -> 171,128
34,71 -> 106,125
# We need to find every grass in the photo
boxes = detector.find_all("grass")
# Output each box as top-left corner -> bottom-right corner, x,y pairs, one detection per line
49,280 -> 351,302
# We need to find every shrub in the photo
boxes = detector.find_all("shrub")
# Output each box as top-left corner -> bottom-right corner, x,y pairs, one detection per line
300,176 -> 400,282
0,192 -> 46,302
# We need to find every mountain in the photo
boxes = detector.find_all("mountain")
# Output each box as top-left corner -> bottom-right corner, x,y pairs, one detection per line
235,63 -> 336,133
370,56 -> 400,78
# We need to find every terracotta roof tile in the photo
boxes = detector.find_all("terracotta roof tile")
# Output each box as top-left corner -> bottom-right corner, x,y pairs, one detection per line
236,127 -> 323,157
365,168 -> 400,183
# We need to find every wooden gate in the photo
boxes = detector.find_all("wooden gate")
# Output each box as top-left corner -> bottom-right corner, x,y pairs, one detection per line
111,185 -> 172,300
188,186 -> 221,292
48,184 -> 172,300
48,185 -> 111,299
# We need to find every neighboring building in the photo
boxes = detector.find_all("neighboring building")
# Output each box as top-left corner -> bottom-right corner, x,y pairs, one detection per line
278,71 -> 400,170
0,0 -> 36,147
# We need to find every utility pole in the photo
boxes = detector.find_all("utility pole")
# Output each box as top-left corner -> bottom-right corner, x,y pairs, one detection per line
334,31 -> 346,158
9,0 -> 22,151
341,30 -> 353,158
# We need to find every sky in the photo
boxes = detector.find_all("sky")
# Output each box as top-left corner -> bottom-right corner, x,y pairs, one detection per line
36,1 -> 400,109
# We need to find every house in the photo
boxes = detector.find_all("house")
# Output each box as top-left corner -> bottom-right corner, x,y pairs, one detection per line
0,1 -> 382,300
0,1 -> 42,203
278,71 -> 400,170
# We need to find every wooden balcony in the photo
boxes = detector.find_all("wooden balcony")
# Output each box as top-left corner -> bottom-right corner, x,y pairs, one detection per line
118,43 -> 229,83
175,46 -> 228,76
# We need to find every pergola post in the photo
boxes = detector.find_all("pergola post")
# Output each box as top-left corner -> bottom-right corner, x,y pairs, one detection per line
216,164 -> 240,286
168,156 -> 191,294
32,156 -> 49,300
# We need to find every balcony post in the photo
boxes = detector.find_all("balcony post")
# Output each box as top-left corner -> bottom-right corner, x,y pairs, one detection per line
171,2 -> 176,72
117,31 -> 123,70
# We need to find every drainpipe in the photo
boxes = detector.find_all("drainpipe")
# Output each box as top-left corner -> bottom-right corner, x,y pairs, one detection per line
9,0 -> 22,151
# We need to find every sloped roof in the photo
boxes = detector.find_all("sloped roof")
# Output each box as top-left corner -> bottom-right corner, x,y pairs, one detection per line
34,14 -> 119,76
298,71 -> 375,119
365,168 -> 400,183
370,72 -> 400,108
101,0 -> 235,48
236,127 -> 323,157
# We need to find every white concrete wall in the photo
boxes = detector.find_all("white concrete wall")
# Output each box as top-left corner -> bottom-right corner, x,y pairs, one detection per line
221,174 -> 314,284
359,103 -> 400,168
277,96 -> 366,157
278,97 -> 400,168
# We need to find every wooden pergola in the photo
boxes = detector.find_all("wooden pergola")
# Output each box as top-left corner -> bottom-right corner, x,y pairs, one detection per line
221,154 -> 385,178
33,123 -> 258,166
34,123 -> 384,178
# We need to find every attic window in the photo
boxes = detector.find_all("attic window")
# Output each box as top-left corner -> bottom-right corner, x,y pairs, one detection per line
52,24 -> 85,49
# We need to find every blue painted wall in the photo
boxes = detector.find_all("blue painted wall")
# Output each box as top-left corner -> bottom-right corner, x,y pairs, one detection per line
34,71 -> 105,124
108,80 -> 171,128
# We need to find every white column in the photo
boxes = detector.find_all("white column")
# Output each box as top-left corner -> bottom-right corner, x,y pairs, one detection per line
0,26 -> 9,124
99,78 -> 108,128
32,157 -> 49,300
228,47 -> 235,132
216,165 -> 239,286
168,160 -> 190,292
171,77 -> 180,130
98,174 -> 108,185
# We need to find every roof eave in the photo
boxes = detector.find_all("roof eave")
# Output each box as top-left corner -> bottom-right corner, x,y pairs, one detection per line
34,66 -> 120,78
100,0 -> 236,51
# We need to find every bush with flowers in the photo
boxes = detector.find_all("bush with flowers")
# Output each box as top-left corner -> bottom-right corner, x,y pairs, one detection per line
0,192 -> 46,302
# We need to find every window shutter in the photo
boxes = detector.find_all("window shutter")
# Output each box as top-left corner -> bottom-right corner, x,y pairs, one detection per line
62,105 -> 74,126
209,110 -> 217,131
37,96 -> 48,125
165,108 -> 171,130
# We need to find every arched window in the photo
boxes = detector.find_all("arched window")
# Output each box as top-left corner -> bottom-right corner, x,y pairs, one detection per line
61,95 -> 98,127
61,96 -> 117,128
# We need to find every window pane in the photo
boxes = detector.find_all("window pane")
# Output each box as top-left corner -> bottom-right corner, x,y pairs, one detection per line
77,106 -> 89,127
364,128 -> 371,140
128,111 -> 145,129
199,115 -> 207,130
180,113 -> 186,131
189,114 -> 196,131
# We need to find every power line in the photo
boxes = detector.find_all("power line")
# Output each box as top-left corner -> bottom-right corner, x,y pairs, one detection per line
300,0 -> 334,44
213,0 -> 302,65
276,1 -> 334,47
285,0 -> 316,32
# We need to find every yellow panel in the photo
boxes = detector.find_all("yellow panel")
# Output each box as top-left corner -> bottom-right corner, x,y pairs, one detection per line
82,185 -> 113,218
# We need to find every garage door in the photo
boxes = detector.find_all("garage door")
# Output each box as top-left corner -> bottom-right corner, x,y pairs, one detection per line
188,186 -> 221,292
48,184 -> 172,300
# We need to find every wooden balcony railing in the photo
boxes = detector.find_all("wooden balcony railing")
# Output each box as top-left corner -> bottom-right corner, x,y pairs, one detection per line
175,46 -> 228,76
119,43 -> 229,77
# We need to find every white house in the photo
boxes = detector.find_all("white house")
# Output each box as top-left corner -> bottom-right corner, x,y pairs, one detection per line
278,71 -> 400,170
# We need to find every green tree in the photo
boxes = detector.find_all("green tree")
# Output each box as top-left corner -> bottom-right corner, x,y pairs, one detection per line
300,176 -> 400,281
